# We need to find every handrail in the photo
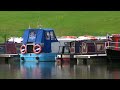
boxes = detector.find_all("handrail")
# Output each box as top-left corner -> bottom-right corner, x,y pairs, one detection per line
105,41 -> 120,50
108,42 -> 120,43
106,46 -> 120,49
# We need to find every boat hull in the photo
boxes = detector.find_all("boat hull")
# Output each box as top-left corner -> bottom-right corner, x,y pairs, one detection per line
20,53 -> 57,62
106,49 -> 120,61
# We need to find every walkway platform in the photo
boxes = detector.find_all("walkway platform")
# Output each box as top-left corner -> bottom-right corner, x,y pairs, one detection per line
74,54 -> 106,59
0,54 -> 19,58
56,53 -> 107,59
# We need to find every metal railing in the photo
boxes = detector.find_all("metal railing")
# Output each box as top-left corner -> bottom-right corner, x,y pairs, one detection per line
106,41 -> 120,50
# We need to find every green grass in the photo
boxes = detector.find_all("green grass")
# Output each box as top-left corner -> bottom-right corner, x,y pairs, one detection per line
0,11 -> 120,42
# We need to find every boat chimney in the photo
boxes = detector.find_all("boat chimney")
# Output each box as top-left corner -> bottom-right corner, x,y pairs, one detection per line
28,24 -> 31,29
38,24 -> 42,29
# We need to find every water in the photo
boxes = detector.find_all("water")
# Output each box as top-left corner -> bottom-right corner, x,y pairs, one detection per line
0,58 -> 120,79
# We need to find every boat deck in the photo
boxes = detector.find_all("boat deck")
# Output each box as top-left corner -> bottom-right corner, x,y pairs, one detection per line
74,54 -> 106,59
56,53 -> 106,59
0,54 -> 19,57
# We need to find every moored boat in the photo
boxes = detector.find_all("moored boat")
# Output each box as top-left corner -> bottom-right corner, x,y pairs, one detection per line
19,28 -> 58,62
106,34 -> 120,61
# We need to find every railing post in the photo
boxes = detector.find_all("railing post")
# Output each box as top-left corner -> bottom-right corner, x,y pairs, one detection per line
62,46 -> 65,54
68,46 -> 70,54
108,41 -> 109,47
105,41 -> 110,49
105,42 -> 106,49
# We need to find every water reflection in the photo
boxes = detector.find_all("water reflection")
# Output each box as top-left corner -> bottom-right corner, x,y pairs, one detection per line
55,60 -> 116,79
0,61 -> 20,79
1,57 -> 120,79
20,62 -> 55,79
19,60 -> 120,79
107,62 -> 120,79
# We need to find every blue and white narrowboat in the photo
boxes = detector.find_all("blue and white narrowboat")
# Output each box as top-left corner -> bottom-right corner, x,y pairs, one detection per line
20,28 -> 58,62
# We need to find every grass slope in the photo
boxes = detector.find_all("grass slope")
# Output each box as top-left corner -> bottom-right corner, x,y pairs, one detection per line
0,11 -> 120,42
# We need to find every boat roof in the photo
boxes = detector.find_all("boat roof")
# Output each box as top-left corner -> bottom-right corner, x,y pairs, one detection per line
22,28 -> 58,44
112,34 -> 120,37
27,28 -> 54,31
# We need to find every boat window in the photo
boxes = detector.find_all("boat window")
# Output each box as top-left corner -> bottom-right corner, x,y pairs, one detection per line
50,31 -> 55,40
71,42 -> 75,46
0,45 -> 5,54
96,44 -> 104,51
27,45 -> 33,53
45,32 -> 50,40
28,30 -> 36,42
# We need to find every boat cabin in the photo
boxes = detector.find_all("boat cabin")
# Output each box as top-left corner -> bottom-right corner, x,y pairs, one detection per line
108,34 -> 120,50
20,28 -> 58,54
61,39 -> 107,55
106,34 -> 120,60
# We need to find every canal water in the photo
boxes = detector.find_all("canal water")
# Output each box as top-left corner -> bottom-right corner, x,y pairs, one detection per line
0,58 -> 120,79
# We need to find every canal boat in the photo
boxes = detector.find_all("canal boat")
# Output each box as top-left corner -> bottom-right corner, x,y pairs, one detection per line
59,39 -> 108,55
20,28 -> 58,62
70,39 -> 107,55
56,39 -> 108,61
106,34 -> 120,60
0,42 -> 21,54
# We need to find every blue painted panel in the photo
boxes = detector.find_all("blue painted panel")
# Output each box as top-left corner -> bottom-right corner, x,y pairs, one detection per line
20,53 -> 57,62
22,29 -> 29,44
28,30 -> 37,43
35,29 -> 44,44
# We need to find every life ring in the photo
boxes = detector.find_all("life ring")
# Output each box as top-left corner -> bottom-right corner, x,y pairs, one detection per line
33,44 -> 42,54
20,45 -> 27,54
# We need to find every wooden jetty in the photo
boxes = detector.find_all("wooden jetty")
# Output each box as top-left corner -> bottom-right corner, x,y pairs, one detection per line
74,54 -> 106,59
56,53 -> 106,59
0,54 -> 19,58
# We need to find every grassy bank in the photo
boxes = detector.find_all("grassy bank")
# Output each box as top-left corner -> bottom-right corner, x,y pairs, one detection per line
0,11 -> 120,42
